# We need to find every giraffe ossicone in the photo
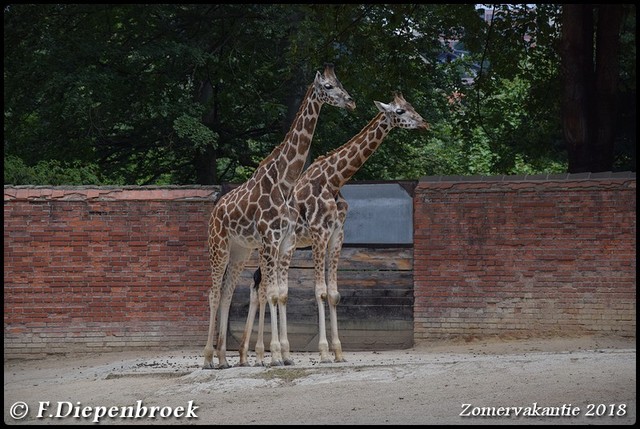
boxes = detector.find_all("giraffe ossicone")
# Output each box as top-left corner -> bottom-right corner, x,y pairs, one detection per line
241,92 -> 428,365
203,64 -> 355,370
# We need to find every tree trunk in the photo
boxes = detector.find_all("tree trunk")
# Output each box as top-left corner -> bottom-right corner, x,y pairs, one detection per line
561,4 -> 593,173
195,79 -> 219,185
194,146 -> 218,185
592,4 -> 624,171
561,4 -> 625,173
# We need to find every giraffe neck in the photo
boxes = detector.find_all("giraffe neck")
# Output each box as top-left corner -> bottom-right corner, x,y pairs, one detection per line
316,112 -> 391,190
258,85 -> 323,197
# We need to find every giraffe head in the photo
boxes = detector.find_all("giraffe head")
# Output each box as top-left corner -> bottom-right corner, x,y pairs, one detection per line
313,63 -> 356,111
374,92 -> 429,130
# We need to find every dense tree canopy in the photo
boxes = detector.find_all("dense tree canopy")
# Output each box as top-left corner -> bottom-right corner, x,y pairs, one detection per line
4,4 -> 636,185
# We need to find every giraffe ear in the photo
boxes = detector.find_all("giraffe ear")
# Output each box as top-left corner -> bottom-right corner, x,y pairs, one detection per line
374,101 -> 391,112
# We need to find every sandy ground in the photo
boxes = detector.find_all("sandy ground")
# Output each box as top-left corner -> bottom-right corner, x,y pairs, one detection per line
4,336 -> 636,425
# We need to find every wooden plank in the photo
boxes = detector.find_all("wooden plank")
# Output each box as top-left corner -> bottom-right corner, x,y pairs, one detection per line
229,273 -> 413,308
229,293 -> 413,329
226,320 -> 414,352
242,247 -> 413,271
235,266 -> 413,285
221,245 -> 415,351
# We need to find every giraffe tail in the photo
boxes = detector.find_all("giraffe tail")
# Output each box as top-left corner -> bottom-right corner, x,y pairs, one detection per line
252,268 -> 261,291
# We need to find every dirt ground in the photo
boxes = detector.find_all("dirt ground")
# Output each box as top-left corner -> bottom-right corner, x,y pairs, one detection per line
4,336 -> 636,425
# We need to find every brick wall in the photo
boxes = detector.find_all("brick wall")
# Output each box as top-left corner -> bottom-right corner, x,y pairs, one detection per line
4,175 -> 636,358
4,187 -> 218,357
4,185 -> 412,358
413,173 -> 636,342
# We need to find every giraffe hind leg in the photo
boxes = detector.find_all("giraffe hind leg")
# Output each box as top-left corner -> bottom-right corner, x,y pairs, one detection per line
203,285 -> 219,369
238,270 -> 260,366
216,247 -> 251,369
203,274 -> 223,369
203,213 -> 231,369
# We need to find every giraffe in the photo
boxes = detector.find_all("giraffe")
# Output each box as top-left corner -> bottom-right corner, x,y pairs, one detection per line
239,92 -> 428,365
203,64 -> 355,369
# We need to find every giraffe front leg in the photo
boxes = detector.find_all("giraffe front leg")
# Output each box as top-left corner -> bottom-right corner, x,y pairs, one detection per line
278,237 -> 296,366
315,290 -> 331,363
267,293 -> 284,367
311,237 -> 332,363
260,249 -> 283,367
327,213 -> 346,363
278,296 -> 294,366
327,291 -> 345,363
255,295 -> 266,366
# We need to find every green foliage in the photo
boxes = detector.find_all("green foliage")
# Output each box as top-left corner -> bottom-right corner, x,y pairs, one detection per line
3,4 -> 634,185
4,155 -> 103,185
173,114 -> 219,153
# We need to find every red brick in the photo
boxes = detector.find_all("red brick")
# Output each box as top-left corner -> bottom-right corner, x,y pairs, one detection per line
414,178 -> 636,342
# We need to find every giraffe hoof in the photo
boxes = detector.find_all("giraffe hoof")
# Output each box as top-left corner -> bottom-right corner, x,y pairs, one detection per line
217,362 -> 232,370
283,358 -> 295,366
254,361 -> 266,367
320,357 -> 333,364
237,361 -> 251,367
335,357 -> 347,363
270,359 -> 284,367
202,363 -> 217,370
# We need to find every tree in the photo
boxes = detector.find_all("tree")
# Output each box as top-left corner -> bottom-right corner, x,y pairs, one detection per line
4,4 -> 635,185
560,4 -> 628,173
4,5 -> 306,184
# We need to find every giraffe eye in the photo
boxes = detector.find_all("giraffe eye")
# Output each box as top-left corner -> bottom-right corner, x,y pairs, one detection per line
395,109 -> 406,115
324,83 -> 333,90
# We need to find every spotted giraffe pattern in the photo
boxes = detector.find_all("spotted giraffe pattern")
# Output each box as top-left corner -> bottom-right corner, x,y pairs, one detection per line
203,64 -> 355,369
240,93 -> 428,364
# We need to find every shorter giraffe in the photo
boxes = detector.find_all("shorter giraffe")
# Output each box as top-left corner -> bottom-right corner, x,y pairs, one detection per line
240,92 -> 428,365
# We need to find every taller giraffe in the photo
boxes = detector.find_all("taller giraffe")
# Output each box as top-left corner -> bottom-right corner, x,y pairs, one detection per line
203,64 -> 355,369
240,93 -> 428,365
